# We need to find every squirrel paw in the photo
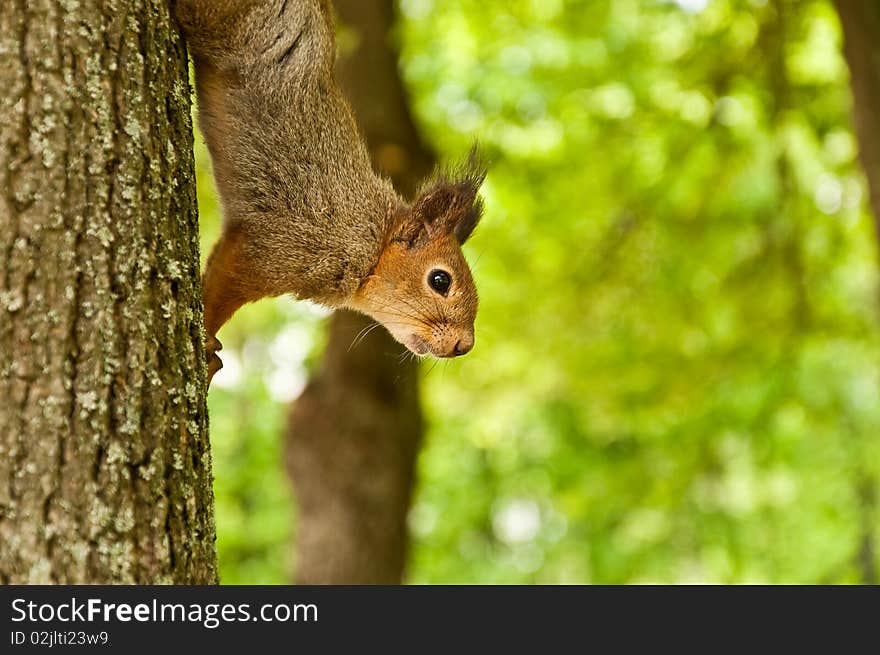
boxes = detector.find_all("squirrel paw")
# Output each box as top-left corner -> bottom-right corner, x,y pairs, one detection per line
206,335 -> 223,386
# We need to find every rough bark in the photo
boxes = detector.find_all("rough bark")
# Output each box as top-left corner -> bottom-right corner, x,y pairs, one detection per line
834,0 -> 880,585
0,0 -> 217,583
285,0 -> 433,584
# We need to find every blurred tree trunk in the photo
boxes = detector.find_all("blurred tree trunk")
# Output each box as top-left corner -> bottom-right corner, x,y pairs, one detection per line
285,0 -> 433,584
834,0 -> 879,585
835,0 -> 880,231
0,0 -> 216,583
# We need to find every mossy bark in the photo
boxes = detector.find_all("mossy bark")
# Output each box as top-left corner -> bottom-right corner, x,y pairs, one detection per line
0,0 -> 217,583
285,0 -> 432,584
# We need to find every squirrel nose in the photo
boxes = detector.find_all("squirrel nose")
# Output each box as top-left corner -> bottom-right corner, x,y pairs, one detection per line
452,334 -> 474,356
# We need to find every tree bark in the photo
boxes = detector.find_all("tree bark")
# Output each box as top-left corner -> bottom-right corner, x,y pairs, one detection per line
834,0 -> 880,585
0,0 -> 216,583
285,0 -> 433,584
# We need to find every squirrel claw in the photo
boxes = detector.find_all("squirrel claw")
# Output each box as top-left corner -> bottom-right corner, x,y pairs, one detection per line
207,352 -> 223,386
206,336 -> 223,386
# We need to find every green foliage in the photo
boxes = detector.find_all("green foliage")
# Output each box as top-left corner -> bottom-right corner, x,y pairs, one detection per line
198,0 -> 880,583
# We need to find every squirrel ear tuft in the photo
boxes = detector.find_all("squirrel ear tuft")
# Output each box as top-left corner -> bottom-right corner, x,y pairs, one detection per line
413,147 -> 487,244
453,195 -> 484,244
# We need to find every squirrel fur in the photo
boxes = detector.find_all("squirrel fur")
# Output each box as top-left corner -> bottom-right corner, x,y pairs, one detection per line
174,0 -> 486,383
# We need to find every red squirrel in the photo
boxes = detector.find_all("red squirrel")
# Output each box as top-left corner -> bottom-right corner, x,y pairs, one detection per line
174,0 -> 486,383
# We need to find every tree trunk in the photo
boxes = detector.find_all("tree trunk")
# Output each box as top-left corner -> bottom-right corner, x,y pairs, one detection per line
834,0 -> 880,585
0,0 -> 216,583
835,0 -> 880,229
285,0 -> 433,584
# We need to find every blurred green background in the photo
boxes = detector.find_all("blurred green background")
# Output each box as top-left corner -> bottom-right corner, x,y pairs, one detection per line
196,0 -> 880,583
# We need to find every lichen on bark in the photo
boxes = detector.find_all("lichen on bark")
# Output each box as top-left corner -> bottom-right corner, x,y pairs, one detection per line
0,0 -> 217,583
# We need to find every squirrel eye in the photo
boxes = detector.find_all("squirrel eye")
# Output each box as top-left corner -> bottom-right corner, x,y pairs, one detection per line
428,269 -> 451,296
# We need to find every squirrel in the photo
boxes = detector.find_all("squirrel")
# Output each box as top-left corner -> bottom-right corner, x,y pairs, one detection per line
173,0 -> 486,383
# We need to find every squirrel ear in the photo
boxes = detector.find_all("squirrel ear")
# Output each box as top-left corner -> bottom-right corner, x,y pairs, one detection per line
390,207 -> 429,247
413,150 -> 487,244
413,183 -> 469,235
453,196 -> 483,244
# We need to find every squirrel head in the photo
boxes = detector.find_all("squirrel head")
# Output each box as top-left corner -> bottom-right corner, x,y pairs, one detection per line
351,162 -> 486,358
